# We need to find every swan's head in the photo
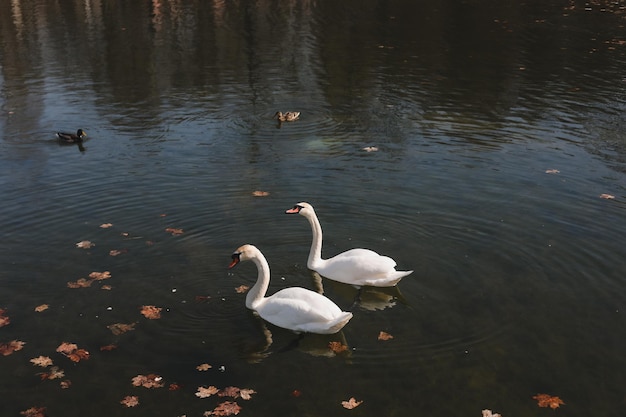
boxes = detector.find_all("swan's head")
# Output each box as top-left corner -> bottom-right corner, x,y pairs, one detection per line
228,244 -> 258,269
285,202 -> 314,216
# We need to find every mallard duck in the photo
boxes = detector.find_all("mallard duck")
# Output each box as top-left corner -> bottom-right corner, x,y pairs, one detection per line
274,111 -> 300,122
56,129 -> 86,143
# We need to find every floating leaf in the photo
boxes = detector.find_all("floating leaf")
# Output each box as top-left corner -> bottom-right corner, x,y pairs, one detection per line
38,366 -> 65,380
482,409 -> 502,417
34,304 -> 49,312
140,305 -> 162,319
101,284 -> 113,290
363,146 -> 379,152
132,374 -> 164,389
196,363 -> 212,371
378,331 -> 394,341
0,308 -> 9,327
165,227 -> 184,235
169,383 -> 182,391
76,240 -> 95,249
328,341 -> 348,354
0,340 -> 25,356
67,278 -> 93,288
206,401 -> 242,416
56,342 -> 89,362
121,396 -> 139,407
252,191 -> 270,197
600,193 -> 615,199
100,223 -> 113,228
109,249 -> 127,256
239,389 -> 256,400
60,380 -> 72,389
30,356 -> 53,367
533,393 -> 565,409
89,271 -> 111,280
219,387 -> 241,398
107,322 -> 137,335
100,344 -> 117,351
235,285 -> 249,294
20,407 -> 46,417
341,397 -> 363,409
545,169 -> 560,174
196,385 -> 219,398
56,342 -> 78,355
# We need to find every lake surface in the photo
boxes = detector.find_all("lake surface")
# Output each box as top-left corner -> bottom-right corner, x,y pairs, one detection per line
1,0 -> 625,416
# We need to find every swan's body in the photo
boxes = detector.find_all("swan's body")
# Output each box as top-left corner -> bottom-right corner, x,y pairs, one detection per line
228,244 -> 352,334
274,111 -> 300,122
286,202 -> 413,287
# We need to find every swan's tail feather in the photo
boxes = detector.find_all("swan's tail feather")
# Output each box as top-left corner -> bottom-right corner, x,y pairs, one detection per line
365,270 -> 414,287
326,312 -> 353,334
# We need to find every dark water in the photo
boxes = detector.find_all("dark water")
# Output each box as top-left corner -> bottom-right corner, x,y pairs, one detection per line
1,0 -> 625,416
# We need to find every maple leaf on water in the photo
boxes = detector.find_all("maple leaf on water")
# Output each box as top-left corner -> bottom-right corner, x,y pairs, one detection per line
239,389 -> 256,400
218,387 -> 240,398
131,374 -> 164,389
377,331 -> 394,341
252,191 -> 270,197
107,322 -> 137,335
205,401 -> 242,416
56,342 -> 89,362
328,341 -> 348,354
20,407 -> 46,417
235,285 -> 250,294
30,356 -> 54,367
67,278 -> 93,288
0,308 -> 9,327
38,366 -> 65,380
121,396 -> 139,407
341,397 -> 363,410
196,363 -> 212,371
34,304 -> 49,313
140,305 -> 162,319
169,383 -> 182,391
56,342 -> 78,355
60,380 -> 72,389
89,271 -> 111,280
165,227 -> 184,236
482,409 -> 502,417
76,240 -> 95,249
533,393 -> 565,409
196,386 -> 219,398
0,340 -> 26,356
100,223 -> 113,228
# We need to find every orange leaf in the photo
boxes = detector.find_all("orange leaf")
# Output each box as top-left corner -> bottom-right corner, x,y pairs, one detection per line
165,227 -> 184,235
34,304 -> 49,312
0,340 -> 26,356
341,397 -> 363,409
196,385 -> 219,398
19,407 -> 47,417
140,305 -> 162,319
328,341 -> 348,353
196,363 -> 212,371
120,396 -> 139,407
235,285 -> 249,294
210,401 -> 242,416
533,393 -> 565,409
378,331 -> 394,341
252,190 -> 270,197
30,356 -> 53,367
107,322 -> 137,335
100,344 -> 117,351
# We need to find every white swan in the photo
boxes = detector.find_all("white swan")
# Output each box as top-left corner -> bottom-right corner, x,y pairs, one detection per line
285,202 -> 413,287
228,244 -> 353,334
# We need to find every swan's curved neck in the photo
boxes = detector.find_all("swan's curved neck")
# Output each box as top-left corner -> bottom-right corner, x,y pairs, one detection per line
303,211 -> 324,269
246,253 -> 270,309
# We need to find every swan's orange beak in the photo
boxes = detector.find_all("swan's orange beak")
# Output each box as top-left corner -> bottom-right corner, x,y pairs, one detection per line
285,206 -> 300,214
228,255 -> 240,269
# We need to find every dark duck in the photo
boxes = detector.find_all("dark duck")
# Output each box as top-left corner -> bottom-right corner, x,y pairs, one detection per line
56,129 -> 87,143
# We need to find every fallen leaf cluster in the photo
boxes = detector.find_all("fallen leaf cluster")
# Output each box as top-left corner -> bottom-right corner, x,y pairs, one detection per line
533,393 -> 565,409
132,374 -> 165,388
67,271 -> 111,288
140,305 -> 162,319
0,340 -> 25,356
37,366 -> 65,380
107,322 -> 137,335
204,401 -> 242,416
56,342 -> 90,362
0,308 -> 10,327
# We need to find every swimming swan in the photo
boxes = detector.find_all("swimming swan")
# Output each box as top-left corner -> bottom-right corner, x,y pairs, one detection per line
228,244 -> 353,334
285,202 -> 413,287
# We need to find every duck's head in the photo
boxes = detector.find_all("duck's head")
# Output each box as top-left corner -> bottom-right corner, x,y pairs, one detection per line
273,111 -> 283,120
77,129 -> 87,139
285,202 -> 314,216
228,244 -> 257,268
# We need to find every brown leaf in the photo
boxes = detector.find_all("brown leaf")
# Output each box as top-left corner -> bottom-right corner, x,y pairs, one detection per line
377,331 -> 394,341
60,380 -> 72,389
196,363 -> 212,371
165,227 -> 184,235
101,284 -> 113,290
109,249 -> 128,256
100,344 -> 117,351
140,305 -> 162,319
207,401 -> 242,416
30,356 -> 53,367
0,308 -> 9,327
67,348 -> 90,362
34,304 -> 49,312
218,386 -> 240,398
341,397 -> 363,409
169,383 -> 182,391
234,285 -> 249,294
0,340 -> 26,356
328,341 -> 348,354
100,223 -> 113,228
89,271 -> 111,280
252,191 -> 270,197
20,407 -> 47,417
533,393 -> 565,409
107,322 -> 137,335
120,396 -> 139,407
76,240 -> 95,249
132,374 -> 164,389
38,366 -> 65,380
56,342 -> 78,355
239,389 -> 256,400
196,385 -> 219,398
482,409 -> 502,417
67,278 -> 93,288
